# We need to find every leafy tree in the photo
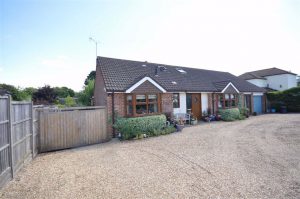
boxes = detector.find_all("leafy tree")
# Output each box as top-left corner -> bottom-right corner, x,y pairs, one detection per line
32,85 -> 57,104
23,87 -> 37,97
65,95 -> 76,107
84,70 -> 96,85
0,84 -> 22,100
267,87 -> 300,112
54,87 -> 75,98
0,84 -> 33,101
78,79 -> 94,106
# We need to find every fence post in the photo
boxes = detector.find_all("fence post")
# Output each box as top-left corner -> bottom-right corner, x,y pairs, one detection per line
38,110 -> 42,153
7,95 -> 14,178
30,102 -> 34,158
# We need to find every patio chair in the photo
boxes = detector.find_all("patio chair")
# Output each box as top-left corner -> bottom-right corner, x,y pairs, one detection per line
174,113 -> 191,124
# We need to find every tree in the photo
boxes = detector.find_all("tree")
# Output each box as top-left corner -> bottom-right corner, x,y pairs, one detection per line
65,95 -> 76,107
0,84 -> 33,101
23,87 -> 37,97
32,85 -> 57,105
78,79 -> 94,106
0,84 -> 22,100
54,87 -> 75,98
84,70 -> 96,85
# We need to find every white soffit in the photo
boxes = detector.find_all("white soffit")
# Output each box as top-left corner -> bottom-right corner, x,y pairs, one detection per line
125,77 -> 166,93
221,82 -> 240,93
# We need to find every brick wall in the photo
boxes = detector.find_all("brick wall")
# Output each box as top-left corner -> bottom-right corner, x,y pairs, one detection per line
161,93 -> 173,114
207,93 -> 213,114
107,93 -> 173,136
132,81 -> 163,93
262,94 -> 266,113
107,93 -> 126,136
94,66 -> 107,106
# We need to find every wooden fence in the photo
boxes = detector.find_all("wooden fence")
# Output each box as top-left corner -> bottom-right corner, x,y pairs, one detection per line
38,106 -> 109,152
0,96 -> 109,189
0,96 -> 36,188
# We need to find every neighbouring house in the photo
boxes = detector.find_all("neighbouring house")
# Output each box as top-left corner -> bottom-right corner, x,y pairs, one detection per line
94,57 -> 266,135
239,67 -> 298,91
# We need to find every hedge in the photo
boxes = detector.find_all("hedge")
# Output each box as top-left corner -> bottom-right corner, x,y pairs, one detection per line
267,87 -> 300,112
218,108 -> 242,121
114,115 -> 169,140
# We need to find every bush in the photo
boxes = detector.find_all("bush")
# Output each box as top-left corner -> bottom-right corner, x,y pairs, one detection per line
267,87 -> 300,112
114,115 -> 167,140
65,95 -> 76,107
218,108 -> 241,121
162,126 -> 177,134
32,85 -> 57,105
77,79 -> 94,106
239,107 -> 249,117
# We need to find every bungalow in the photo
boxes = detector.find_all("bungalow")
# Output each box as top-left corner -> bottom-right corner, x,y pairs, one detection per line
94,57 -> 265,135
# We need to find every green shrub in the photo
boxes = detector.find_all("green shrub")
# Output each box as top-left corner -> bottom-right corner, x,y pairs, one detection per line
163,126 -> 177,134
218,108 -> 241,121
238,114 -> 246,120
239,107 -> 249,117
114,115 -> 167,140
267,87 -> 300,112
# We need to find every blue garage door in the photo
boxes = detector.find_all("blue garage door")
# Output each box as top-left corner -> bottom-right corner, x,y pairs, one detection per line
253,96 -> 263,114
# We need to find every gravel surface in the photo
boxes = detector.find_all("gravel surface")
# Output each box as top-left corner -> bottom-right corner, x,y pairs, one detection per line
1,114 -> 300,199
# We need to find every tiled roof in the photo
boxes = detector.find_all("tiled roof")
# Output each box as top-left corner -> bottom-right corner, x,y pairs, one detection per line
97,56 -> 265,93
239,67 -> 297,80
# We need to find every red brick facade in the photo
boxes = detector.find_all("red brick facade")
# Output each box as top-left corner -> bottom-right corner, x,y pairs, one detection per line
94,66 -> 107,106
105,92 -> 174,136
106,93 -> 126,136
132,81 -> 163,93
161,93 -> 173,114
102,91 -> 266,136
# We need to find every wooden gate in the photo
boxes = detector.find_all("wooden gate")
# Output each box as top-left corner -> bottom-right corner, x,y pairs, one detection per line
38,107 -> 109,152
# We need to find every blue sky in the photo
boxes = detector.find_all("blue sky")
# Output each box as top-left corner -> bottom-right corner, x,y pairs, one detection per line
1,0 -> 300,91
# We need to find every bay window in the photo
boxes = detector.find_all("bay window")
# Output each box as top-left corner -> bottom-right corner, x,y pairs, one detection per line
126,94 -> 160,116
218,94 -> 238,109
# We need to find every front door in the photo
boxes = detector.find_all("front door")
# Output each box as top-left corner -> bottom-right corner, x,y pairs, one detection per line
191,94 -> 202,120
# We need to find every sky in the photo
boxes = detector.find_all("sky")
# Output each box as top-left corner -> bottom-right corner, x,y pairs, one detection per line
1,0 -> 300,91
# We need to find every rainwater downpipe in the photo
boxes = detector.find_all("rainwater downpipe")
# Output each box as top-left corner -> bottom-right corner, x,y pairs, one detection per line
112,90 -> 115,138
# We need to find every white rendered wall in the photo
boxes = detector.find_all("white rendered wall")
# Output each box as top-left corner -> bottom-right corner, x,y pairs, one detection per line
173,92 -> 187,114
287,74 -> 297,89
201,93 -> 208,113
266,74 -> 297,91
247,79 -> 267,88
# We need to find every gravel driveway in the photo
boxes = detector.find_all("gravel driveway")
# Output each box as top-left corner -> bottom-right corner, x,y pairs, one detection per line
1,114 -> 300,199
